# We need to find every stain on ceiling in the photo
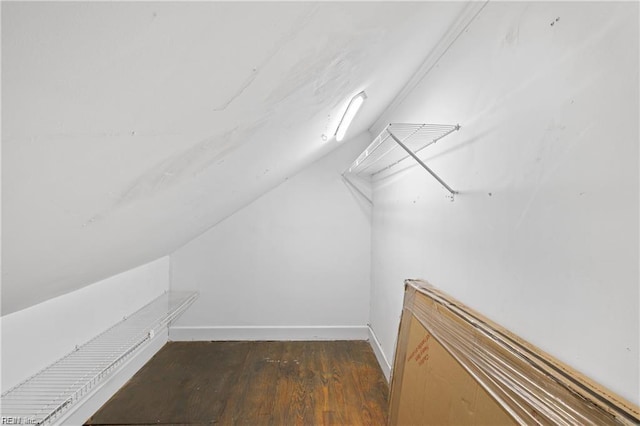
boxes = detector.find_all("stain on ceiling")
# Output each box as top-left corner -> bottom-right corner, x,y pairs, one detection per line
2,1 -> 467,314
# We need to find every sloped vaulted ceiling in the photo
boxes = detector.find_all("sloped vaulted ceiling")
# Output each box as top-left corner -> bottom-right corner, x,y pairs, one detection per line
2,1 -> 467,314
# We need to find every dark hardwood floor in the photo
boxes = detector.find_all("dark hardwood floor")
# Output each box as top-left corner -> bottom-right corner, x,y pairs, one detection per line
85,341 -> 389,425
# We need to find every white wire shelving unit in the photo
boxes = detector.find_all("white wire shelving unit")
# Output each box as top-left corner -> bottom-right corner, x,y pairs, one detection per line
343,123 -> 461,202
0,291 -> 198,425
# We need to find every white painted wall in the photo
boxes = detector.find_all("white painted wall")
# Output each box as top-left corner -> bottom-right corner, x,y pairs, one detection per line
368,2 -> 639,405
170,133 -> 372,340
0,257 -> 170,393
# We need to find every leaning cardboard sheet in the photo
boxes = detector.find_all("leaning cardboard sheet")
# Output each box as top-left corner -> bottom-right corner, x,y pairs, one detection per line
389,280 -> 640,426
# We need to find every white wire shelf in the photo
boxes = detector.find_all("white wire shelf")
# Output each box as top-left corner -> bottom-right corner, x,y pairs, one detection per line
347,123 -> 460,177
343,123 -> 460,201
0,291 -> 198,425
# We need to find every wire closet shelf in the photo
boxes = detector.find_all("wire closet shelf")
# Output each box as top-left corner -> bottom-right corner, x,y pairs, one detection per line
345,123 -> 460,192
0,291 -> 198,425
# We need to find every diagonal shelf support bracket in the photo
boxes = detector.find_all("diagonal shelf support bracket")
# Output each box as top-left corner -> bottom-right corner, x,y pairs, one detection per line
388,128 -> 458,197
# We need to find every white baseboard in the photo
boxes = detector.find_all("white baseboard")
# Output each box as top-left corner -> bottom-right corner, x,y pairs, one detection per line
52,329 -> 168,426
169,325 -> 369,341
368,326 -> 392,382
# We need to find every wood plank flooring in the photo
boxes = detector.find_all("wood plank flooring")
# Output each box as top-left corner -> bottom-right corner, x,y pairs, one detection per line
85,341 -> 388,425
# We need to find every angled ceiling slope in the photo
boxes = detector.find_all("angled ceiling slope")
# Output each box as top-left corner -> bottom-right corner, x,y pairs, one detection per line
1,2 -> 468,314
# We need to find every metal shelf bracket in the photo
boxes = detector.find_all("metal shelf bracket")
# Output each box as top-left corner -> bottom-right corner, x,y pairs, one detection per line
343,122 -> 461,202
387,126 -> 458,197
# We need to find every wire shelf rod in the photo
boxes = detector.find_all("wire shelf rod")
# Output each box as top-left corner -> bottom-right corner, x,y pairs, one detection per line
372,124 -> 461,177
352,134 -> 397,176
345,123 -> 460,178
343,123 -> 460,199
0,401 -> 67,408
348,132 -> 392,174
360,124 -> 427,176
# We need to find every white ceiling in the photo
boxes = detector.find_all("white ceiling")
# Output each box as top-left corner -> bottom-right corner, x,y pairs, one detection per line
2,1 -> 467,314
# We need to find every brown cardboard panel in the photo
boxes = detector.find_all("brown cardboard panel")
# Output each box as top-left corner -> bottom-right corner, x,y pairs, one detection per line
392,314 -> 516,426
389,280 -> 640,426
412,281 -> 640,421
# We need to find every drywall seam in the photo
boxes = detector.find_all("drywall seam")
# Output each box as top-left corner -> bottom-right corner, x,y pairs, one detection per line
211,5 -> 319,112
369,1 -> 488,137
368,325 -> 391,382
169,253 -> 174,292
51,329 -> 168,425
168,326 -> 369,341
